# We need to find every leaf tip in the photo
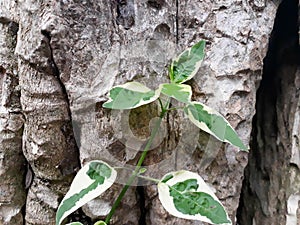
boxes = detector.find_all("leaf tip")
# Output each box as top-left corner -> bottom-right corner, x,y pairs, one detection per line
240,144 -> 249,152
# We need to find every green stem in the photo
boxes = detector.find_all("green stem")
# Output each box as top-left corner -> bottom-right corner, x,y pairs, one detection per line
136,174 -> 160,183
167,106 -> 185,111
158,97 -> 164,112
105,103 -> 168,224
104,172 -> 136,224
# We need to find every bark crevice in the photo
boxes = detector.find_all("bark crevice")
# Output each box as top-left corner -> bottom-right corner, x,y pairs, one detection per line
237,0 -> 300,224
40,28 -> 81,173
137,186 -> 146,225
175,0 -> 179,44
41,30 -> 71,114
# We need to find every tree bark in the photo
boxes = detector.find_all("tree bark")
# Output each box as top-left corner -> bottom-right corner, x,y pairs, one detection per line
0,17 -> 26,224
238,1 -> 300,224
0,1 -> 278,224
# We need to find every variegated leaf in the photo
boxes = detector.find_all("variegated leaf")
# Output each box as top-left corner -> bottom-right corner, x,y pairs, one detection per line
160,83 -> 192,104
158,171 -> 231,225
66,223 -> 84,225
170,40 -> 205,84
56,160 -> 117,225
184,102 -> 247,150
94,221 -> 107,225
103,82 -> 161,109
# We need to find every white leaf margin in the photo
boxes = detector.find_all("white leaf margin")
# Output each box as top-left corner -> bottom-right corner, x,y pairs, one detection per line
157,170 -> 232,225
184,101 -> 247,150
103,82 -> 162,109
56,160 -> 117,225
66,223 -> 84,225
66,221 -> 107,225
185,101 -> 219,136
170,40 -> 205,84
94,221 -> 108,225
116,81 -> 152,93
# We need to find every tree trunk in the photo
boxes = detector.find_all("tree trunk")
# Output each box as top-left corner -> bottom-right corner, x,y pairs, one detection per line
0,1 -> 284,225
238,1 -> 300,224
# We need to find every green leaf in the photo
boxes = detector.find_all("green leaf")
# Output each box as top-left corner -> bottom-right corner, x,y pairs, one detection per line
139,168 -> 147,174
103,82 -> 161,109
160,83 -> 192,103
94,221 -> 107,225
184,102 -> 247,151
158,171 -> 231,225
56,160 -> 117,225
170,40 -> 205,84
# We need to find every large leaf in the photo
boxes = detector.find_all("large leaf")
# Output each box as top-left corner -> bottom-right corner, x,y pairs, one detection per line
103,82 -> 161,109
160,83 -> 192,104
158,171 -> 231,225
184,102 -> 247,150
170,40 -> 205,84
56,160 -> 117,225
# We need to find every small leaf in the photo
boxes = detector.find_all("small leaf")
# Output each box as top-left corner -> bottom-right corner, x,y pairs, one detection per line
139,168 -> 147,174
160,83 -> 192,103
94,221 -> 107,225
66,223 -> 84,225
56,160 -> 117,225
103,82 -> 161,109
158,171 -> 231,225
170,40 -> 205,84
184,102 -> 247,151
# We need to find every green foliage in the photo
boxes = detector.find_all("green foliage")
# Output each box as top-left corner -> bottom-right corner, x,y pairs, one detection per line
94,221 -> 107,225
57,40 -> 248,225
65,221 -> 107,225
56,161 -> 117,225
170,40 -> 205,84
158,171 -> 231,225
103,82 -> 160,109
160,83 -> 192,103
170,181 -> 229,224
185,102 -> 247,150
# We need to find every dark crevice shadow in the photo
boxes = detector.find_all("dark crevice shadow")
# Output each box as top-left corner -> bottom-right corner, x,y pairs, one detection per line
237,0 -> 299,224
137,186 -> 147,225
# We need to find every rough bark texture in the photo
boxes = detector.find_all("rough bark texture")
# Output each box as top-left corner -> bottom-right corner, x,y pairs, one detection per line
1,1 -> 80,225
0,1 -> 279,225
0,17 -> 26,225
238,1 -> 300,225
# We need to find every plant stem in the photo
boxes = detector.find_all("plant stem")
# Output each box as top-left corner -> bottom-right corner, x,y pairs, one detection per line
167,106 -> 185,111
104,104 -> 168,224
158,97 -> 164,112
136,174 -> 160,183
104,172 -> 137,224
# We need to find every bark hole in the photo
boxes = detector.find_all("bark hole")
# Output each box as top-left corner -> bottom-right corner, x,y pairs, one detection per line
153,23 -> 171,39
237,0 -> 299,224
147,0 -> 165,10
116,0 -> 135,29
0,66 -> 6,75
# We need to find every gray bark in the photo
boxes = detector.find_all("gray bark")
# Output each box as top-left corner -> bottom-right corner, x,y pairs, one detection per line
0,1 -> 280,224
0,16 -> 26,224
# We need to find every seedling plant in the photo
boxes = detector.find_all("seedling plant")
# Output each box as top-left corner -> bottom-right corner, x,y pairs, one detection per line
56,40 -> 248,225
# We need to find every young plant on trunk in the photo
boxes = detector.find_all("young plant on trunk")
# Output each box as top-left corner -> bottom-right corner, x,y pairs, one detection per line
56,40 -> 248,225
